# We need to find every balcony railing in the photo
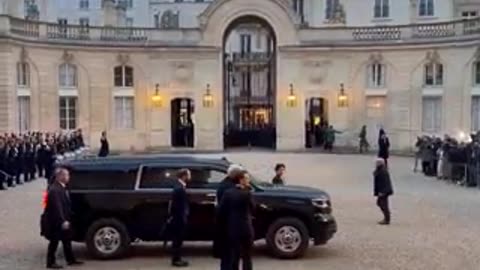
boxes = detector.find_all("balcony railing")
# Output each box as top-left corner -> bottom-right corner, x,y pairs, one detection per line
1,15 -> 480,46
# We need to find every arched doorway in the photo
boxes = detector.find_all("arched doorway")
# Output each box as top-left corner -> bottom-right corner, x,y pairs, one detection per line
305,97 -> 329,148
223,16 -> 276,149
171,98 -> 194,147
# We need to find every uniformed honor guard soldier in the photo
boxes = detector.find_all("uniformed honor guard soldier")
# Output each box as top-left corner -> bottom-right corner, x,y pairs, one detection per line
15,138 -> 25,184
25,137 -> 36,182
7,139 -> 19,186
37,137 -> 47,178
45,138 -> 57,184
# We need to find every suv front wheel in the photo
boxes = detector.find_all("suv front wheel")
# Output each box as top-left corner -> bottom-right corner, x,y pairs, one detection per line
85,218 -> 131,260
266,217 -> 309,259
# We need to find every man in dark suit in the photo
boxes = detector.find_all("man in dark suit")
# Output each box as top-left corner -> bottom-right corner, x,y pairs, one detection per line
373,158 -> 394,225
218,170 -> 255,270
42,167 -> 83,269
214,164 -> 243,261
169,168 -> 192,267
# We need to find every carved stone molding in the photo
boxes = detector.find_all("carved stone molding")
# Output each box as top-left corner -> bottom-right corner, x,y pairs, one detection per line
62,50 -> 74,63
368,52 -> 383,63
170,61 -> 193,83
117,53 -> 130,65
303,60 -> 331,85
426,50 -> 440,63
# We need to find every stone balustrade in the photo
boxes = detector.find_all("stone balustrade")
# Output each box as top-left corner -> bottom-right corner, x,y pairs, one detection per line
1,15 -> 480,46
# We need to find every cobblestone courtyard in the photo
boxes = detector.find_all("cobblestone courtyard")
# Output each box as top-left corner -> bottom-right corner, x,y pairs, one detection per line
1,153 -> 480,270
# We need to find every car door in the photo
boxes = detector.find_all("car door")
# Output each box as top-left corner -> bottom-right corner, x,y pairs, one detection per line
186,166 -> 226,241
131,165 -> 178,241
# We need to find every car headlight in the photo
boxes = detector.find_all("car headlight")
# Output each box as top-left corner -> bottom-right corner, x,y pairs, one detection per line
312,196 -> 331,209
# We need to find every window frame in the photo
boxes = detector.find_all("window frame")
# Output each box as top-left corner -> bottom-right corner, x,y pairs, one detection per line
424,62 -> 443,87
17,96 -> 30,132
418,0 -> 435,17
472,96 -> 480,131
367,62 -> 386,89
421,96 -> 442,133
59,96 -> 78,130
79,0 -> 89,10
114,65 -> 134,88
325,0 -> 339,20
114,96 -> 135,130
17,62 -> 30,87
474,60 -> 480,86
58,63 -> 78,88
374,0 -> 390,18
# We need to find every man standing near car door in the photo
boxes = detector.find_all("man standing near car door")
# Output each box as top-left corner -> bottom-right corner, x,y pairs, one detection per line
214,164 -> 243,264
170,169 -> 192,267
42,167 -> 84,269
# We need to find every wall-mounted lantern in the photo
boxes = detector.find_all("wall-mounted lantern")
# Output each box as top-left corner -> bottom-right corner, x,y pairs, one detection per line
203,84 -> 214,108
337,83 -> 348,108
151,83 -> 163,107
286,83 -> 298,108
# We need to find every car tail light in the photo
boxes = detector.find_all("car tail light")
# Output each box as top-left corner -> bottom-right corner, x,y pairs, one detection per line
42,191 -> 48,210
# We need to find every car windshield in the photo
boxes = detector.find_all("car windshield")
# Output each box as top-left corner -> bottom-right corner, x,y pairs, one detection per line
249,174 -> 273,189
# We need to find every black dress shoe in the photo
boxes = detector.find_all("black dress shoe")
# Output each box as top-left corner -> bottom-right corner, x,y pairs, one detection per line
67,260 -> 84,266
46,263 -> 64,269
378,220 -> 390,225
172,260 -> 189,267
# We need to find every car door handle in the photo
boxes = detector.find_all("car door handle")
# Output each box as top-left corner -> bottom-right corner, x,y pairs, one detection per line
206,193 -> 216,198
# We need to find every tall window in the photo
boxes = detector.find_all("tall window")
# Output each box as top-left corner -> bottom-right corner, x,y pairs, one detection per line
325,0 -> 340,20
424,62 -> 443,86
422,96 -> 442,133
293,0 -> 305,22
17,96 -> 30,132
114,66 -> 134,87
114,97 -> 134,129
59,63 -> 77,88
154,14 -> 160,28
374,0 -> 389,18
240,34 -> 251,54
472,97 -> 480,131
462,11 -> 478,18
17,62 -> 30,87
79,0 -> 89,9
474,61 -> 480,85
419,0 -> 434,17
59,97 -> 77,130
367,63 -> 386,88
79,17 -> 89,27
126,0 -> 133,9
126,17 -> 133,27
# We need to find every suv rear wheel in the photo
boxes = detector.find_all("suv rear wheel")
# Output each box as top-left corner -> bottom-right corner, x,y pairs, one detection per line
266,217 -> 309,259
86,218 -> 131,260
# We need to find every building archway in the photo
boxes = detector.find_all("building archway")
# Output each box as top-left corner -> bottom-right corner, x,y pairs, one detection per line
223,16 -> 277,149
171,98 -> 194,148
305,97 -> 329,148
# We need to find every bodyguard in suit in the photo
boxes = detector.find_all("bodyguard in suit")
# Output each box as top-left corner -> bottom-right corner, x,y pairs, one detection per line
42,167 -> 83,269
373,158 -> 394,225
214,164 -> 243,260
218,170 -> 255,270
169,169 -> 191,267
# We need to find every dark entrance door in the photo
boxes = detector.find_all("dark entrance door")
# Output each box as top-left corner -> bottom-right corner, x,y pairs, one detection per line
223,16 -> 276,149
171,98 -> 194,147
305,98 -> 328,148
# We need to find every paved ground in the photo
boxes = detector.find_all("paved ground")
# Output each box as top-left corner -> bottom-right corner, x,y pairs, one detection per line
1,153 -> 480,270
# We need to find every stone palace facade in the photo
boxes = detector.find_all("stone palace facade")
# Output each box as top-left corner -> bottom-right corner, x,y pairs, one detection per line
1,0 -> 480,151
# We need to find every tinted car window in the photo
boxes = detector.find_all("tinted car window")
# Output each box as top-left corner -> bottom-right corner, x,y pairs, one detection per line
188,168 -> 226,189
69,169 -> 138,190
139,167 -> 177,189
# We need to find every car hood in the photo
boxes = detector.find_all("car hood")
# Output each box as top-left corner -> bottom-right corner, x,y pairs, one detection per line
257,184 -> 330,200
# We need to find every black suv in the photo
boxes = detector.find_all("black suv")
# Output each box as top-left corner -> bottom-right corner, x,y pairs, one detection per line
57,155 -> 336,260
